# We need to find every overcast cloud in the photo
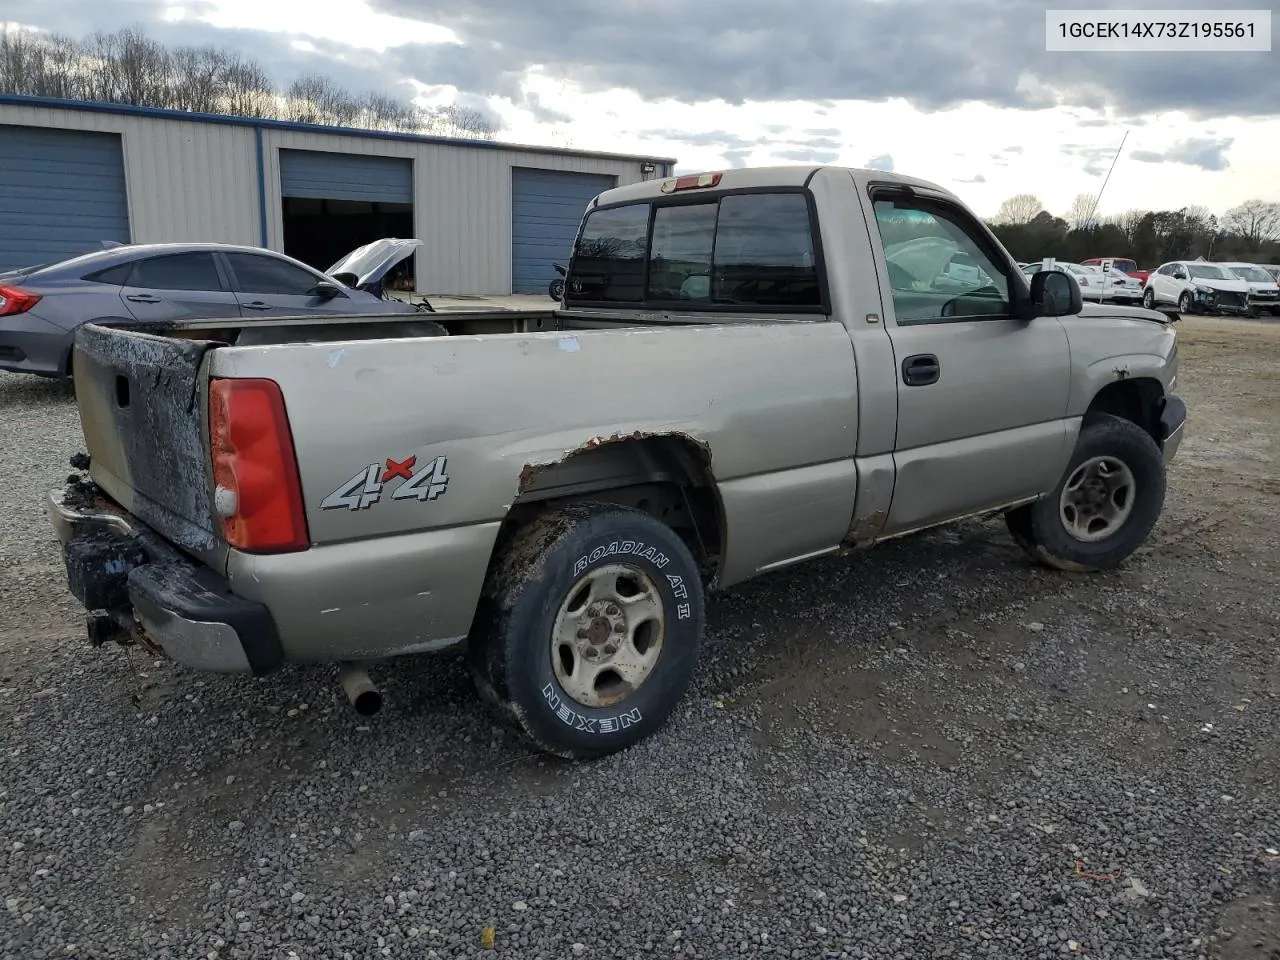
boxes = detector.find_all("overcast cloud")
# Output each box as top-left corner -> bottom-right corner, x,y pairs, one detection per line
6,0 -> 1277,121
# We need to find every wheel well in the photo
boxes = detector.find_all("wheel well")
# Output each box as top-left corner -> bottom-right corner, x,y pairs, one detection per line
1085,378 -> 1163,441
498,435 -> 725,581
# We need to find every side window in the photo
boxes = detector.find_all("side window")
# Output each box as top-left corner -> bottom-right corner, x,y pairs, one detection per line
646,203 -> 716,301
567,203 -> 649,303
224,253 -> 325,296
129,253 -> 222,291
872,198 -> 1011,324
712,193 -> 820,306
83,263 -> 135,286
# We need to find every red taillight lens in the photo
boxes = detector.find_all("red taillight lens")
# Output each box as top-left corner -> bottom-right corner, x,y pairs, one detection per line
0,284 -> 42,317
208,377 -> 310,553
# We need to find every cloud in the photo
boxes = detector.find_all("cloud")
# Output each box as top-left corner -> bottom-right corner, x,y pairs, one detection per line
1062,143 -> 1120,176
957,174 -> 987,183
1131,137 -> 1233,171
775,148 -> 840,163
369,0 -> 1280,120
865,153 -> 894,172
7,0 -> 1278,139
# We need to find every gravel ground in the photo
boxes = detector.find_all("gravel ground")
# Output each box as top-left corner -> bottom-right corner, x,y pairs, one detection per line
2,316 -> 1279,960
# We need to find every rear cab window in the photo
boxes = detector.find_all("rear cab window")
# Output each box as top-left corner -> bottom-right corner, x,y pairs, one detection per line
565,189 -> 824,311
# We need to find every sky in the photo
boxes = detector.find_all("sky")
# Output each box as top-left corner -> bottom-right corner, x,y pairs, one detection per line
4,0 -> 1279,220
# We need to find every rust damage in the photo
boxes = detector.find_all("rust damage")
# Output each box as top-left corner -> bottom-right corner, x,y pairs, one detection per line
517,430 -> 713,495
845,508 -> 887,546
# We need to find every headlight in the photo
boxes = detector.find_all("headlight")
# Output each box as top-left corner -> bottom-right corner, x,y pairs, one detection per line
1195,284 -> 1214,295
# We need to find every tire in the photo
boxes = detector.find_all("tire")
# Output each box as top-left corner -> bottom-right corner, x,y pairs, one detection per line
1178,291 -> 1193,313
1142,287 -> 1155,309
548,278 -> 566,300
468,503 -> 705,759
1004,413 -> 1166,572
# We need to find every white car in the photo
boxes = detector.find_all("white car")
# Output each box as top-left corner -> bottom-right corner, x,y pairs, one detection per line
1142,260 -> 1253,316
1220,262 -> 1280,317
1020,260 -> 1141,303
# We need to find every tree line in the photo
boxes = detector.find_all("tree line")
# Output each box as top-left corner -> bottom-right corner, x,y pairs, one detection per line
986,192 -> 1280,267
0,25 -> 497,140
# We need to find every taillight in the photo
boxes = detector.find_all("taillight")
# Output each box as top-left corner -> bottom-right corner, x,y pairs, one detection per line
0,284 -> 42,317
208,377 -> 310,553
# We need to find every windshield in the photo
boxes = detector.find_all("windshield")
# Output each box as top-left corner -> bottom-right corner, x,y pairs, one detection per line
1187,264 -> 1229,280
1229,265 -> 1273,283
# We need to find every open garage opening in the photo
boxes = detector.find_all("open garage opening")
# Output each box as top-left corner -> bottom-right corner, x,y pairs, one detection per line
281,198 -> 415,291
277,148 -> 417,292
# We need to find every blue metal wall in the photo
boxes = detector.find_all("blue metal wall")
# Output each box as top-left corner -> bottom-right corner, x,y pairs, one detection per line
0,125 -> 130,270
511,167 -> 617,294
278,149 -> 413,204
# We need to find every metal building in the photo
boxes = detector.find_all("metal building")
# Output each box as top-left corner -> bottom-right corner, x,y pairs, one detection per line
0,95 -> 675,295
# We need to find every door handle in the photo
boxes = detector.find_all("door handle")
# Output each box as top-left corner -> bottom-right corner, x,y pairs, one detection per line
242,301 -> 273,310
902,353 -> 940,386
126,294 -> 162,303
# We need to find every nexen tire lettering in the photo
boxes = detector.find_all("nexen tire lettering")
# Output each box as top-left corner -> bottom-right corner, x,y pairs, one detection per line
541,683 -> 642,734
573,540 -> 670,576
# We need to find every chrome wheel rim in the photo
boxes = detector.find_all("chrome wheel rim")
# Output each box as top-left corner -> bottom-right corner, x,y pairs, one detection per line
1059,455 -> 1136,543
550,564 -> 666,708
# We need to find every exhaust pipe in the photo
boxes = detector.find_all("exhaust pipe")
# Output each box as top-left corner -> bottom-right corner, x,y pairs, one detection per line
338,662 -> 383,716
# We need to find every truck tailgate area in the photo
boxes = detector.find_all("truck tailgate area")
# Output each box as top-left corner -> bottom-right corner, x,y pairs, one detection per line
71,323 -> 220,559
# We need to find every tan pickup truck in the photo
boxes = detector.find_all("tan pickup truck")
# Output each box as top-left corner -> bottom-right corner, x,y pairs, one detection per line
47,165 -> 1185,759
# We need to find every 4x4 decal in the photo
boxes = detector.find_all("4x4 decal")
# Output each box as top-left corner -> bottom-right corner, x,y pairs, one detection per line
320,455 -> 450,511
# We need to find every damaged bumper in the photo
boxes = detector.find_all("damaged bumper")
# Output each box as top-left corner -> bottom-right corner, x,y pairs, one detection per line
46,485 -> 283,675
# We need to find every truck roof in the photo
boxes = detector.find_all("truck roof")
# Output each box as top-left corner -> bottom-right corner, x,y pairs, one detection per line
593,165 -> 954,207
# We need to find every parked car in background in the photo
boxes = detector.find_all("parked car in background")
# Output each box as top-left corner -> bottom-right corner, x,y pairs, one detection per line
1142,260 -> 1252,316
1220,262 -> 1280,317
1261,264 -> 1280,283
0,239 -> 423,379
1082,257 -> 1150,285
1021,260 -> 1141,304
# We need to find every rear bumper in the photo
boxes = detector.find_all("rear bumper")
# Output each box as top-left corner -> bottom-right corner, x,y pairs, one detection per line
46,486 -> 283,674
0,321 -> 69,377
1160,394 -> 1187,465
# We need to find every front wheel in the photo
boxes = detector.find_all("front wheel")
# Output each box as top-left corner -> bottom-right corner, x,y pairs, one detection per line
1005,414 -> 1166,572
468,503 -> 705,759
548,278 -> 566,300
1142,287 -> 1156,309
1178,291 -> 1193,313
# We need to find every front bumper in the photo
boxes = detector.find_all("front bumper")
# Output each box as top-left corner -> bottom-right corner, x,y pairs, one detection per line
1160,394 -> 1187,465
46,484 -> 283,674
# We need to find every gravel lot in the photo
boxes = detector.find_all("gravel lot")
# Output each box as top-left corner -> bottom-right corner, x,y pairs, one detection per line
2,316 -> 1278,960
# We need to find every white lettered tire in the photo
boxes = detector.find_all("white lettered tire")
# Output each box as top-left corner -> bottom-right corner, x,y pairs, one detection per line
468,503 -> 705,759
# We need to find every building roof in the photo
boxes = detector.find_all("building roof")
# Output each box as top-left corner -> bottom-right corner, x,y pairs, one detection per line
0,94 -> 678,167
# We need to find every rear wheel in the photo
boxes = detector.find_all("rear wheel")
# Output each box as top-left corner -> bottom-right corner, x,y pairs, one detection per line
468,503 -> 705,759
1005,414 -> 1166,572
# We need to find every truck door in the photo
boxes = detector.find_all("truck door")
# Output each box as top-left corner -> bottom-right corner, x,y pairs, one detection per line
859,186 -> 1073,535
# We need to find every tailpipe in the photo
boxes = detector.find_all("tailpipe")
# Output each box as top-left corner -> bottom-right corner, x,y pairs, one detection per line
338,662 -> 383,716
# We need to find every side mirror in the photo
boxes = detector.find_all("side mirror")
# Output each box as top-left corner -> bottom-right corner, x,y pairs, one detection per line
311,280 -> 342,300
1029,268 -> 1082,318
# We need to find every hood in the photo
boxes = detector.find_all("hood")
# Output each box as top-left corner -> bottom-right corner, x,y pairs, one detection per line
326,238 -> 423,290
1190,276 -> 1250,293
1077,301 -> 1175,325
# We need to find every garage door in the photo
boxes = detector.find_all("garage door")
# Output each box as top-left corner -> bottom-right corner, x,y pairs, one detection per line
279,149 -> 413,203
511,168 -> 618,294
0,125 -> 130,271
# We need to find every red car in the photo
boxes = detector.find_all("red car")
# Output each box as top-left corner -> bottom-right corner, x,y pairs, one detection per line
1081,257 -> 1150,284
